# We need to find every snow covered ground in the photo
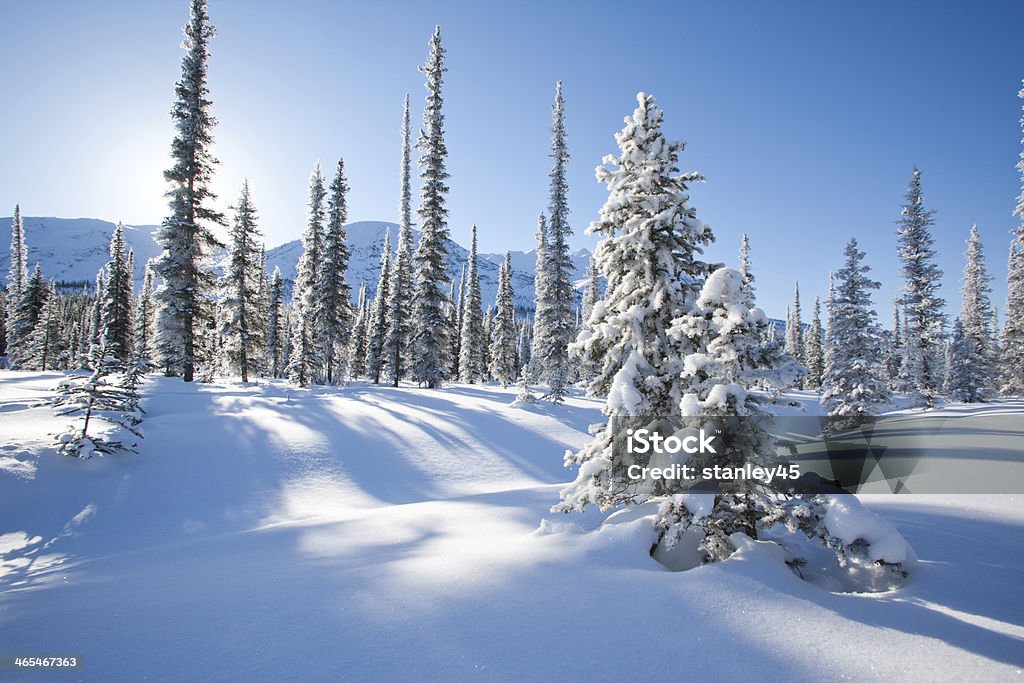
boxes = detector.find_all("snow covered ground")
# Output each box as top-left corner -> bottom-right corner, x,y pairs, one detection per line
1,372 -> 1022,681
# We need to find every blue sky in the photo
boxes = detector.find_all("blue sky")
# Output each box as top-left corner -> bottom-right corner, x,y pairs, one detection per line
2,0 -> 1023,320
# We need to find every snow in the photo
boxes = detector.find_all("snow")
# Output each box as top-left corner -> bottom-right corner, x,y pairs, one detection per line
1,371 -> 1023,680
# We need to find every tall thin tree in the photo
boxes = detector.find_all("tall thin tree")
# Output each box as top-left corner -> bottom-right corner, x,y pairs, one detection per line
316,159 -> 353,384
410,27 -> 451,388
896,167 -> 946,403
219,180 -> 263,381
1003,80 -> 1024,396
153,0 -> 225,382
383,95 -> 416,387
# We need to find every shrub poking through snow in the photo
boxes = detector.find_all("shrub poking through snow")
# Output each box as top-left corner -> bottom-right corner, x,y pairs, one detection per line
53,351 -> 143,458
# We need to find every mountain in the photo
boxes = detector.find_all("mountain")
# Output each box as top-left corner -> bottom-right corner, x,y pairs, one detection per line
267,221 -> 591,312
1,217 -> 591,313
0,217 -> 162,291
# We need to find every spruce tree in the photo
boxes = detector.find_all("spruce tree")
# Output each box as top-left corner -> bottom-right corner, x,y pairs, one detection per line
449,267 -> 465,379
1003,80 -> 1024,395
528,213 -> 549,381
956,225 -> 997,400
86,270 -> 104,367
482,305 -> 494,381
367,230 -> 392,384
896,167 -> 946,403
803,296 -> 824,390
459,225 -> 484,383
383,95 -> 416,387
558,92 -> 715,513
821,239 -> 890,416
0,289 -> 7,361
785,282 -> 805,366
8,264 -> 49,368
290,163 -> 327,380
580,256 -> 600,328
886,304 -> 903,386
738,232 -> 755,300
153,0 -> 225,382
659,268 -> 802,560
316,159 -> 353,384
5,206 -> 28,360
134,264 -> 157,372
219,180 -> 263,381
348,283 -> 370,379
517,319 -> 531,380
576,256 -> 602,386
490,252 -> 519,388
539,81 -> 575,402
288,317 -> 315,387
944,318 -> 978,402
100,222 -> 134,367
266,267 -> 285,378
25,280 -> 63,371
410,26 -> 451,388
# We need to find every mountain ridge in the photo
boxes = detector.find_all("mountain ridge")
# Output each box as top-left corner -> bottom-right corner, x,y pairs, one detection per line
0,217 -> 591,312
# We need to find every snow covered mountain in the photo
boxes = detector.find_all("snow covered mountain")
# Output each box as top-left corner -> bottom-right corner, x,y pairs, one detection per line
1,217 -> 591,313
0,217 -> 162,291
266,221 -> 592,312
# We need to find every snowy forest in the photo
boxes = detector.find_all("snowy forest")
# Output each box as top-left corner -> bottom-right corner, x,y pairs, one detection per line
2,1 -> 1023,680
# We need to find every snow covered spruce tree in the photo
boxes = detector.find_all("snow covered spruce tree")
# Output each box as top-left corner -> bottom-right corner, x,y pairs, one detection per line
266,267 -> 285,378
886,304 -> 903,386
517,319 -> 531,379
785,282 -> 805,368
738,232 -> 755,300
134,265 -> 157,372
366,229 -> 392,384
1003,81 -> 1024,396
944,318 -> 977,402
803,296 -> 824,390
528,213 -> 549,382
7,264 -> 49,368
316,159 -> 353,384
287,163 -> 327,385
449,269 -> 464,379
0,289 -> 7,361
482,305 -> 494,377
218,180 -> 263,381
535,81 -> 575,402
25,280 -> 64,371
821,238 -> 890,416
348,283 -> 369,379
895,168 -> 946,404
459,225 -> 484,383
489,251 -> 518,387
575,256 -> 602,386
100,222 -> 134,367
410,27 -> 452,388
558,92 -> 715,512
383,97 -> 416,387
153,0 -> 225,382
5,205 -> 28,362
952,225 -> 997,401
658,268 -> 802,561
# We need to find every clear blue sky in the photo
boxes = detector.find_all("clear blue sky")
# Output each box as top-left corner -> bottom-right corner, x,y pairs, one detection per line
2,0 -> 1023,320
